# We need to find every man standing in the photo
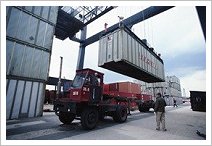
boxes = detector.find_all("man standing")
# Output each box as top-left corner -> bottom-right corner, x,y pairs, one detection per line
173,98 -> 178,107
154,93 -> 167,131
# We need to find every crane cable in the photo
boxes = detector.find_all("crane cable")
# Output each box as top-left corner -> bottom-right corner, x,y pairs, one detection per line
142,7 -> 146,39
141,7 -> 154,48
151,19 -> 154,48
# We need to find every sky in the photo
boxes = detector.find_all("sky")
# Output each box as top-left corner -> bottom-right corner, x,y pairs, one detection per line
48,6 -> 206,97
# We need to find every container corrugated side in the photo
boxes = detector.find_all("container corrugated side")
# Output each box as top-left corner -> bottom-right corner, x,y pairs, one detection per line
6,6 -> 58,80
98,27 -> 165,83
21,6 -> 58,24
7,7 -> 58,51
6,79 -> 44,120
6,40 -> 50,80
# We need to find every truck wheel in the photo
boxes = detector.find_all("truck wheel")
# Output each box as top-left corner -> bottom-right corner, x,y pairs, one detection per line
138,105 -> 147,112
138,105 -> 144,112
113,106 -> 127,123
138,103 -> 150,112
81,108 -> 99,130
145,108 -> 150,112
59,112 -> 75,124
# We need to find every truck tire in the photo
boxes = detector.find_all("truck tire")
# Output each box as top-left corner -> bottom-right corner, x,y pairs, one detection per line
138,104 -> 150,112
145,108 -> 150,112
81,108 -> 99,130
138,105 -> 145,112
138,105 -> 149,112
113,106 -> 127,123
59,112 -> 75,124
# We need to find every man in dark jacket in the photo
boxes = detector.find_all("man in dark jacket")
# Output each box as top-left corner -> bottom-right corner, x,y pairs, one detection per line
173,98 -> 178,107
154,93 -> 167,131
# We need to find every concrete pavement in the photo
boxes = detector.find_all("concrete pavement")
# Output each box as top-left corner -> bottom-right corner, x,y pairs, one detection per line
6,102 -> 206,140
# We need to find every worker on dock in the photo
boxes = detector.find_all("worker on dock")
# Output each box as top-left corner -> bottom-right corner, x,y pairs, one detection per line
154,93 -> 167,131
173,98 -> 178,107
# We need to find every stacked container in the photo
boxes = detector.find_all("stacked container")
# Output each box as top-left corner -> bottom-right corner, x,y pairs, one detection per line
6,6 -> 59,119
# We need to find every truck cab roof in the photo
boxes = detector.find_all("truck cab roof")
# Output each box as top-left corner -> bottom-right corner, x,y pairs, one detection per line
76,68 -> 104,77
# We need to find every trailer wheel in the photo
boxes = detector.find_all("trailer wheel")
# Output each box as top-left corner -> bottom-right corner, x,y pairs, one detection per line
59,112 -> 75,124
145,108 -> 150,112
113,106 -> 127,123
138,105 -> 144,112
138,104 -> 150,112
81,108 -> 99,130
139,107 -> 149,112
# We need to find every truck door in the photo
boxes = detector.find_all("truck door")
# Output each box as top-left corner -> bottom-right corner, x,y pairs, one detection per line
90,74 -> 102,102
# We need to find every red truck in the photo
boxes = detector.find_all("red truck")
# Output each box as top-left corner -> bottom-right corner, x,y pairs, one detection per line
54,68 -> 154,130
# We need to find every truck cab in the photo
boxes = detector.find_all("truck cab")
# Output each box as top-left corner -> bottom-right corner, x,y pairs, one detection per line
68,68 -> 104,103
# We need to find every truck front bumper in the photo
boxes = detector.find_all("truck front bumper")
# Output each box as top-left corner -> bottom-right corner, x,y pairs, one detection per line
53,99 -> 77,116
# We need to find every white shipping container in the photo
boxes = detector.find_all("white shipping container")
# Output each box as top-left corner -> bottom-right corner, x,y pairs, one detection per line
6,79 -> 45,120
6,6 -> 58,120
99,27 -> 165,83
6,7 -> 58,50
6,6 -> 58,80
169,87 -> 182,97
6,40 -> 50,80
167,76 -> 180,84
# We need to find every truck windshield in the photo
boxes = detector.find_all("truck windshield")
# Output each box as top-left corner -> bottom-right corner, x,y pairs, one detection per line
72,73 -> 86,88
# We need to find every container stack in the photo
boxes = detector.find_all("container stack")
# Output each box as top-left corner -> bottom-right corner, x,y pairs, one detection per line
6,6 -> 59,119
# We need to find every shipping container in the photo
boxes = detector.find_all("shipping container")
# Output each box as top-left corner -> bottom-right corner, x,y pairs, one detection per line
118,82 -> 141,94
141,74 -> 182,101
190,91 -> 206,112
103,84 -> 110,92
131,83 -> 141,94
106,82 -> 141,94
6,6 -> 59,120
166,76 -> 180,84
109,83 -> 119,91
163,95 -> 184,106
104,91 -> 137,99
98,26 -> 165,83
118,82 -> 129,93
6,79 -> 45,119
6,6 -> 58,80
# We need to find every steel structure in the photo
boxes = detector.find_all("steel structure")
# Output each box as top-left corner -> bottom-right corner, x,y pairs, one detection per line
47,77 -> 72,86
195,6 -> 206,40
54,6 -> 116,70
55,6 -> 175,70
55,6 -> 115,40
61,6 -> 116,25
84,6 -> 174,47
